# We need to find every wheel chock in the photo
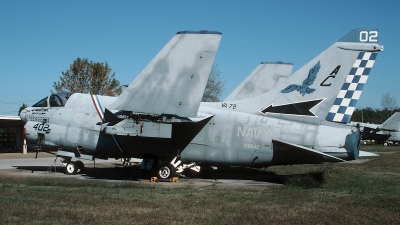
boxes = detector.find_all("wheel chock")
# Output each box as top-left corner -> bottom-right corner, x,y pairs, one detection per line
150,177 -> 158,182
170,177 -> 178,183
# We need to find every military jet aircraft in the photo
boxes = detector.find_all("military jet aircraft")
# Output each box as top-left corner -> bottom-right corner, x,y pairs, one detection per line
359,112 -> 400,145
21,28 -> 383,179
21,30 -> 221,176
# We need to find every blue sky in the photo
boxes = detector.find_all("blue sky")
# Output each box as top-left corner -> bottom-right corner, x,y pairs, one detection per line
1,0 -> 399,115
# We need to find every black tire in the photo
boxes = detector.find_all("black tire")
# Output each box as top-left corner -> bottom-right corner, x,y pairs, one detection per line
65,161 -> 78,175
157,163 -> 176,179
75,161 -> 85,174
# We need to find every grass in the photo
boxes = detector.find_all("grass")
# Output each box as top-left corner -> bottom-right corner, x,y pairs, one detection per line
1,144 -> 400,224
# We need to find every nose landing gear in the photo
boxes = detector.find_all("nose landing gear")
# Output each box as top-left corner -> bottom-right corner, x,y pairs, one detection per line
63,159 -> 85,175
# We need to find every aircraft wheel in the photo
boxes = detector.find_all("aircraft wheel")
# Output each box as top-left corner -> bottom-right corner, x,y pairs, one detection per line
75,161 -> 85,174
384,142 -> 388,146
157,163 -> 176,179
65,161 -> 78,175
123,158 -> 131,166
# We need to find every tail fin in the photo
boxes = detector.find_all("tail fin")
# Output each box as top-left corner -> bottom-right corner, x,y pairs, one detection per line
224,62 -> 293,101
109,30 -> 222,118
380,112 -> 400,131
325,50 -> 380,123
229,29 -> 383,124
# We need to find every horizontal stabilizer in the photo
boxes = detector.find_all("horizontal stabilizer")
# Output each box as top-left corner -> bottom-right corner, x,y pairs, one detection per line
109,30 -> 222,118
380,112 -> 400,131
271,139 -> 345,165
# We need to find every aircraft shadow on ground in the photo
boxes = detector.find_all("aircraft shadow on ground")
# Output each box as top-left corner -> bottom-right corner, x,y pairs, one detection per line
13,165 -> 288,185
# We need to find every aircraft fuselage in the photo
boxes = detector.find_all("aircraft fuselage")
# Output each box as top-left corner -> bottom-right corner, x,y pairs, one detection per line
22,93 -> 353,167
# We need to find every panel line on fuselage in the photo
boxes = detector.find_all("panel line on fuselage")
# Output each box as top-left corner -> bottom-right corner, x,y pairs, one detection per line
111,134 -> 125,154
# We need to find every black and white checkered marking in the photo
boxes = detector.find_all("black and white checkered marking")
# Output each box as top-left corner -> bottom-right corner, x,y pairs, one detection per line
326,52 -> 378,123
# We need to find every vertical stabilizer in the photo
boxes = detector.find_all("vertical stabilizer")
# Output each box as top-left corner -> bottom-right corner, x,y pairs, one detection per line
323,29 -> 383,123
221,29 -> 383,124
325,51 -> 379,123
224,62 -> 293,101
109,30 -> 222,118
380,112 -> 400,131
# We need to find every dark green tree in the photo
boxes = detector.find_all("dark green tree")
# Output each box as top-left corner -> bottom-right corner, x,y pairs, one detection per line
362,107 -> 380,124
53,57 -> 122,96
18,103 -> 28,116
352,107 -> 400,124
202,64 -> 225,102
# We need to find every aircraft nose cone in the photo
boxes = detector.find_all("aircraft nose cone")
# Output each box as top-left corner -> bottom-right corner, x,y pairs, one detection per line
20,109 -> 28,122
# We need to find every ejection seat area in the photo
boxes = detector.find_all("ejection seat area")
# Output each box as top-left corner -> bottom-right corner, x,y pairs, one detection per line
32,92 -> 73,108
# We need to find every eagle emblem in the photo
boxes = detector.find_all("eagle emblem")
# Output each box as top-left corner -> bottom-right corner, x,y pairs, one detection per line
280,61 -> 320,96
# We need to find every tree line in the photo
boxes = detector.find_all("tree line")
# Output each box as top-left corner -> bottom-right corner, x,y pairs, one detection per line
351,107 -> 400,124
351,92 -> 398,124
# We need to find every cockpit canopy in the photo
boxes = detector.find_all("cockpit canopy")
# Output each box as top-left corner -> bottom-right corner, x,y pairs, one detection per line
32,92 -> 73,107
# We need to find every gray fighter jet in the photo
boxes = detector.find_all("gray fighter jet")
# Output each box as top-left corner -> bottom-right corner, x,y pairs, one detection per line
21,29 -> 383,179
359,112 -> 400,145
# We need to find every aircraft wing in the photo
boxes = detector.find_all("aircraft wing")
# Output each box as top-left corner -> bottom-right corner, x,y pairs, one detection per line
379,112 -> 400,131
109,31 -> 222,118
271,139 -> 346,165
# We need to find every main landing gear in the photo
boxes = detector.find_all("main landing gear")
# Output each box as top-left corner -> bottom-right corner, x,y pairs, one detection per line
157,163 -> 176,179
155,157 -> 201,179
